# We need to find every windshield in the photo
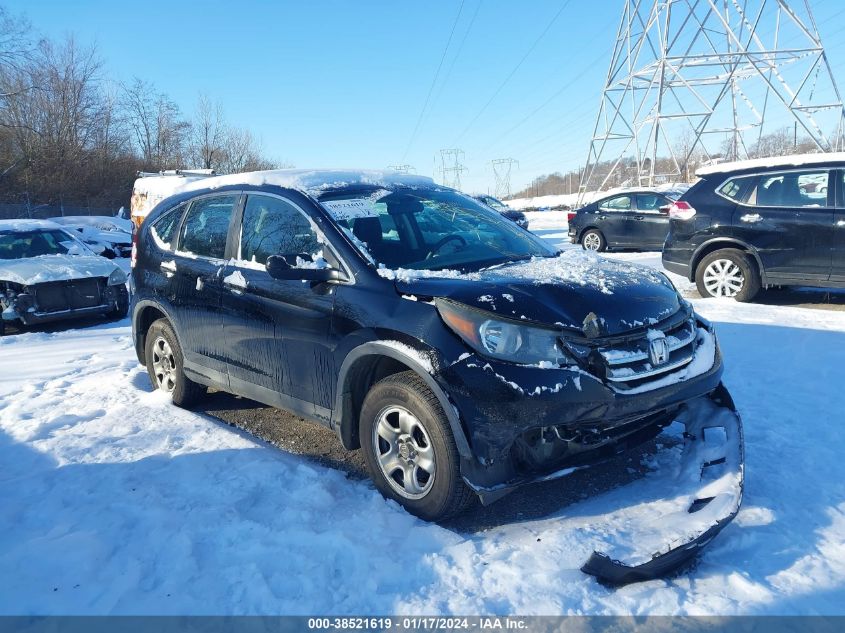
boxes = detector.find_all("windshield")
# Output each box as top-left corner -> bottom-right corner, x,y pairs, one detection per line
0,229 -> 89,259
319,187 -> 554,272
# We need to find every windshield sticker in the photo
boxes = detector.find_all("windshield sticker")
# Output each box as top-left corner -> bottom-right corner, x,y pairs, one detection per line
321,199 -> 381,220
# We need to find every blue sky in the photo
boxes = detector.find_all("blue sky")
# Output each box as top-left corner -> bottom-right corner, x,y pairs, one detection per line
8,0 -> 845,194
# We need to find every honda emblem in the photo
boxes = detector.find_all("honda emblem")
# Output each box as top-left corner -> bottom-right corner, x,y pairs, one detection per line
648,334 -> 669,366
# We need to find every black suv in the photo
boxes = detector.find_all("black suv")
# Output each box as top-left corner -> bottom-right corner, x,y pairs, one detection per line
663,154 -> 845,301
131,170 -> 743,582
568,189 -> 680,252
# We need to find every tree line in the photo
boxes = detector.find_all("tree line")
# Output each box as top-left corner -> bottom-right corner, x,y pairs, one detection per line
511,127 -> 819,200
0,6 -> 281,211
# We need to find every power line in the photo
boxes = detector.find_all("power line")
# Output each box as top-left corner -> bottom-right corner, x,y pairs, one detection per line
401,0 -> 466,161
430,0 -> 483,115
453,0 -> 573,145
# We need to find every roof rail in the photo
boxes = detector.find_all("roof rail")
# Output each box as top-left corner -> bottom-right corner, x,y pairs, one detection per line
135,169 -> 216,178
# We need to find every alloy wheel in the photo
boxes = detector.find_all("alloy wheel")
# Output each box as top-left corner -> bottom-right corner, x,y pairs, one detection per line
702,258 -> 744,297
583,232 -> 601,251
151,336 -> 177,393
372,405 -> 436,499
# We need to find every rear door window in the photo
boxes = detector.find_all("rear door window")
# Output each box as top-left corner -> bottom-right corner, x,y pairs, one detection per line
599,195 -> 632,212
239,194 -> 322,265
750,170 -> 830,208
178,195 -> 238,259
635,193 -> 669,212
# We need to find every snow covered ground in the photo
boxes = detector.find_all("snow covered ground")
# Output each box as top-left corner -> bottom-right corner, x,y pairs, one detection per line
1,226 -> 844,615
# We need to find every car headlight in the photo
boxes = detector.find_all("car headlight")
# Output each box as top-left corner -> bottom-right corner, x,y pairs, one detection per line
108,268 -> 128,286
436,299 -> 572,365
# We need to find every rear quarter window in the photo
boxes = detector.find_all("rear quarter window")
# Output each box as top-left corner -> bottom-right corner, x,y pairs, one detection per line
716,175 -> 756,202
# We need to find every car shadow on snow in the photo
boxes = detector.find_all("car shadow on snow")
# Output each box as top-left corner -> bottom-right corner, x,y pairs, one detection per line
192,380 -> 671,534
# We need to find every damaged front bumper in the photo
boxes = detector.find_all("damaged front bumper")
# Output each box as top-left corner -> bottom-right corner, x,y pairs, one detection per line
581,383 -> 744,584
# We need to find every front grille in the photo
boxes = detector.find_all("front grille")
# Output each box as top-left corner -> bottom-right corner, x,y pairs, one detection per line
562,312 -> 700,391
34,278 -> 106,313
595,318 -> 697,390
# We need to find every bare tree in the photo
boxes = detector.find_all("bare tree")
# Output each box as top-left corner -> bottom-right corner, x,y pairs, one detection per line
217,126 -> 277,173
122,77 -> 189,168
190,93 -> 226,169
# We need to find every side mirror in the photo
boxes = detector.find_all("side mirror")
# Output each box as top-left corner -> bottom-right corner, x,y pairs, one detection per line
266,254 -> 347,282
658,205 -> 671,215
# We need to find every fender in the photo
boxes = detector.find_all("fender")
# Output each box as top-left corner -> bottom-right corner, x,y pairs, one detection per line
691,236 -> 767,283
131,297 -> 182,364
333,340 -> 473,459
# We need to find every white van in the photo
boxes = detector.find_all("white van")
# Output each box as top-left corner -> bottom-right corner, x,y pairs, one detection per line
130,170 -> 216,228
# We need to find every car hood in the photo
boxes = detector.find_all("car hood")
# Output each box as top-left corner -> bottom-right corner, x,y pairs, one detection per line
393,251 -> 681,336
0,254 -> 120,286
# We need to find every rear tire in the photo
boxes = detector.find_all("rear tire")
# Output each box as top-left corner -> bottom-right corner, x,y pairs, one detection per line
695,249 -> 760,302
144,318 -> 205,407
581,229 -> 606,252
360,371 -> 474,521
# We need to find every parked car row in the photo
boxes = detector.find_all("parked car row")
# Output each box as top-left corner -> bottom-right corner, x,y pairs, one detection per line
567,153 -> 845,302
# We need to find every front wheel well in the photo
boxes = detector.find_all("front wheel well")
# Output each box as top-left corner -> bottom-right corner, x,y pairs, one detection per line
338,354 -> 414,450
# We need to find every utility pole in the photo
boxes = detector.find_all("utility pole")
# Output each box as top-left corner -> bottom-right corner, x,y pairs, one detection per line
578,0 -> 845,205
387,164 -> 415,174
439,149 -> 468,190
491,158 -> 519,199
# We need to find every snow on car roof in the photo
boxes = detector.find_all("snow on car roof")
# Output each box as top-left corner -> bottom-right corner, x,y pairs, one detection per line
696,152 -> 845,176
174,169 -> 437,197
0,219 -> 63,232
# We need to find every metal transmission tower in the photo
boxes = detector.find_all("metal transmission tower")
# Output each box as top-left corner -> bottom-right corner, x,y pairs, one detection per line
579,0 -> 845,200
439,149 -> 468,189
387,164 -> 416,174
491,158 -> 519,198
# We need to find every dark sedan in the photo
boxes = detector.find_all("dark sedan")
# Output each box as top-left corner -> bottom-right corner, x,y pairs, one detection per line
473,194 -> 528,229
568,189 -> 680,252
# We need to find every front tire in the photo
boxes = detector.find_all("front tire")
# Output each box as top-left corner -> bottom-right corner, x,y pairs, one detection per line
695,249 -> 760,302
144,318 -> 205,407
360,371 -> 474,521
581,229 -> 606,252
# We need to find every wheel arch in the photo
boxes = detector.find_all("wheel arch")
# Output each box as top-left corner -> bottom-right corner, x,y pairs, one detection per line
132,299 -> 179,365
691,238 -> 764,281
579,225 -> 602,241
333,342 -> 472,459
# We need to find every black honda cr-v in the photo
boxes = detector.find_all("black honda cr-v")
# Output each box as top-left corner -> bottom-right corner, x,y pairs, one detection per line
663,153 -> 845,301
131,169 -> 743,583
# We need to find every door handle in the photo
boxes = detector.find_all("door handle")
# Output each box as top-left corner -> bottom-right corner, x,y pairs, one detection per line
837,220 -> 845,227
740,213 -> 762,223
634,215 -> 644,220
